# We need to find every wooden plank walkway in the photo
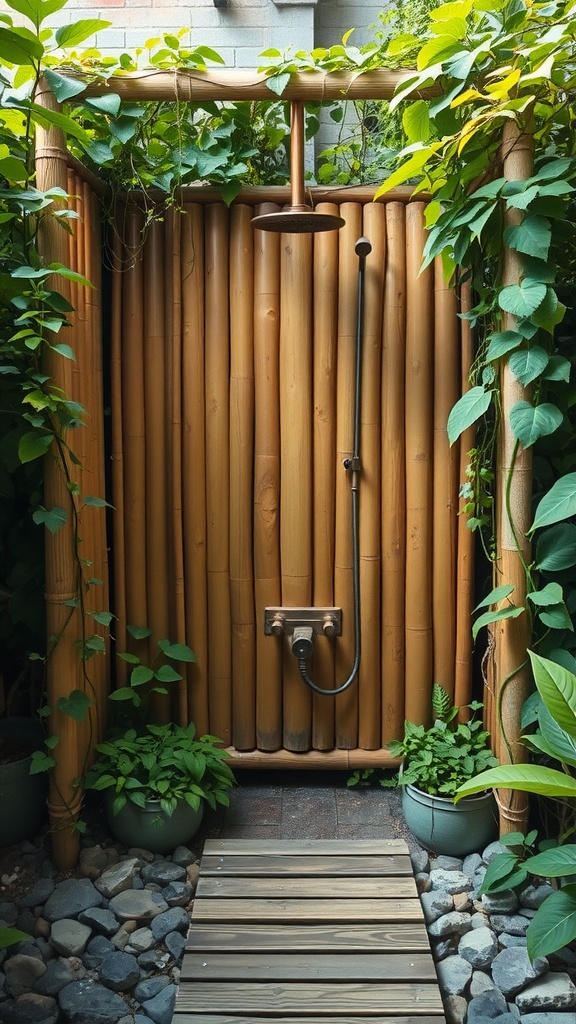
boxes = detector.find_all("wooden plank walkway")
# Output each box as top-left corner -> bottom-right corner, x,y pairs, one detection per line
174,839 -> 445,1024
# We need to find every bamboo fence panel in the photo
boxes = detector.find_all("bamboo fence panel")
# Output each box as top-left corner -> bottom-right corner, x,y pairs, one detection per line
280,231 -> 313,752
181,204 -> 209,735
107,193 -> 471,761
311,204 -> 339,748
121,209 -> 149,655
143,221 -> 170,722
110,224 -> 127,688
381,203 -> 407,746
85,181 -> 110,742
229,206 -> 256,750
433,258 -> 459,699
358,203 -> 385,749
404,203 -> 434,725
455,282 -> 476,716
253,205 -> 282,751
205,204 -> 232,744
335,204 -> 363,749
166,210 -> 188,723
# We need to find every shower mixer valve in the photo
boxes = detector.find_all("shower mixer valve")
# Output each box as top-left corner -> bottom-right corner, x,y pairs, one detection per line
264,607 -> 342,639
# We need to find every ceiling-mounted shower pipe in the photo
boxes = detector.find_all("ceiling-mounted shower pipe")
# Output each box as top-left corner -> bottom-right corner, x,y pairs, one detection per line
296,235 -> 372,696
251,101 -> 345,234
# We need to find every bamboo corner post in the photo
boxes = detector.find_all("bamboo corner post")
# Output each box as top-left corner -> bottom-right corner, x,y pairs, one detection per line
35,80 -> 83,869
496,120 -> 535,836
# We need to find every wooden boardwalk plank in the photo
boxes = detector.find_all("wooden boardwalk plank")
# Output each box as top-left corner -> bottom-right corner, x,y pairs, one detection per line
181,952 -> 438,981
200,854 -> 413,876
174,838 -> 445,1024
202,839 -> 409,855
196,876 -> 418,898
175,1017 -> 446,1024
192,897 -> 423,922
186,922 -> 431,952
175,981 -> 444,1014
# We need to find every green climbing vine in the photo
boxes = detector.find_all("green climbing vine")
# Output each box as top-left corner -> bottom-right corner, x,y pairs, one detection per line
376,0 -> 576,659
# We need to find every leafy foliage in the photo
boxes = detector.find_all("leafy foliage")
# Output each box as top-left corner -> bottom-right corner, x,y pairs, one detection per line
457,652 -> 576,959
84,721 -> 235,816
387,685 -> 498,797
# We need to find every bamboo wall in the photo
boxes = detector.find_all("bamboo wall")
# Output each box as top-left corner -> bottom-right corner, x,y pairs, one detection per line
110,194 -> 473,766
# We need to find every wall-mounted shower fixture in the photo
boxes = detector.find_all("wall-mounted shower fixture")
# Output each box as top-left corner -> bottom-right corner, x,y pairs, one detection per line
264,236 -> 372,698
251,101 -> 345,234
264,607 -> 342,638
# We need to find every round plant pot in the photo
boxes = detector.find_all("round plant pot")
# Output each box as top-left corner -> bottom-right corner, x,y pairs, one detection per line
401,783 -> 497,856
105,791 -> 204,853
0,717 -> 48,846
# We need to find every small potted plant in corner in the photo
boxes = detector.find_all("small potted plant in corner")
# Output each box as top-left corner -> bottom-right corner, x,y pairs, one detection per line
387,684 -> 499,855
84,627 -> 235,853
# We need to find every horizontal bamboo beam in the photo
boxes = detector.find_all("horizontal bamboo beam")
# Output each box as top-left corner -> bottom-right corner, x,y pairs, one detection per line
116,185 -> 422,206
225,748 -> 400,770
82,68 -> 433,103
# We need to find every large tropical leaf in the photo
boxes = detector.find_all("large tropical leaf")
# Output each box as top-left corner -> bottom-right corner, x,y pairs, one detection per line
531,473 -> 576,532
456,763 -> 576,800
526,884 -> 576,959
524,846 -> 576,878
536,523 -> 576,571
529,651 -> 576,738
447,386 -> 492,445
509,401 -> 562,448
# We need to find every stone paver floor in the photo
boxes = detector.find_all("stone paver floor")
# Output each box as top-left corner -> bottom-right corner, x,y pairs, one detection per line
199,770 -> 421,850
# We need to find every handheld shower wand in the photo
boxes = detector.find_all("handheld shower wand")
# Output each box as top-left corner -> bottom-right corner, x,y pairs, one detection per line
297,235 -> 372,696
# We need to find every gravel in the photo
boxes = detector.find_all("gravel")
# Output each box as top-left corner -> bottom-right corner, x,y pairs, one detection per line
0,835 -> 575,1023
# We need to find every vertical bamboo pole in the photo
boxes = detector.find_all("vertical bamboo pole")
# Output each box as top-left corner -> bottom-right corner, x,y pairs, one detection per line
205,204 -> 232,743
182,204 -> 209,735
496,122 -> 534,834
122,207 -> 149,646
335,203 -> 363,748
66,173 -> 93,776
166,209 -> 188,723
405,202 -> 434,724
381,203 -> 407,745
110,217 -> 127,690
280,230 -> 313,752
143,220 -> 170,720
455,281 -> 476,714
253,205 -> 282,751
433,257 -> 459,699
35,82 -> 82,868
311,204 -> 339,748
229,205 -> 255,750
358,203 -> 384,749
83,180 -> 109,743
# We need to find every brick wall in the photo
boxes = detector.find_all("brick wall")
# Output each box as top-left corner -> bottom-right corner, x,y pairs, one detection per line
36,0 -> 389,63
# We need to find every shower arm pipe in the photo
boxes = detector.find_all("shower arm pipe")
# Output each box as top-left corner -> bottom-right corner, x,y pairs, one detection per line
290,101 -> 305,210
297,237 -> 371,697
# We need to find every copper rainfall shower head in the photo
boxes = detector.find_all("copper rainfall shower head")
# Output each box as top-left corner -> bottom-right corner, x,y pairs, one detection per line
251,101 -> 345,234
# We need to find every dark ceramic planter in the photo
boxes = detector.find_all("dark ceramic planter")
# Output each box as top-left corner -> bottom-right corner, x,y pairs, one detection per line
0,718 -> 48,846
105,791 -> 204,853
401,782 -> 497,856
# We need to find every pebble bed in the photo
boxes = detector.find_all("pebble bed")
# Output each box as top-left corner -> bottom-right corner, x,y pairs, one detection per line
0,837 -> 575,1024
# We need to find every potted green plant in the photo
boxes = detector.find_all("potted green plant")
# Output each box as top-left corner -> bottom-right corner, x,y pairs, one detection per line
85,721 -> 234,852
387,684 -> 499,855
84,627 -> 235,852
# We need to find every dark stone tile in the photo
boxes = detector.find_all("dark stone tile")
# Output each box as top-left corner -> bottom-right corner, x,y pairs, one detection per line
336,824 -> 402,839
219,793 -> 283,827
279,787 -> 338,838
214,824 -> 282,838
335,787 -> 390,825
